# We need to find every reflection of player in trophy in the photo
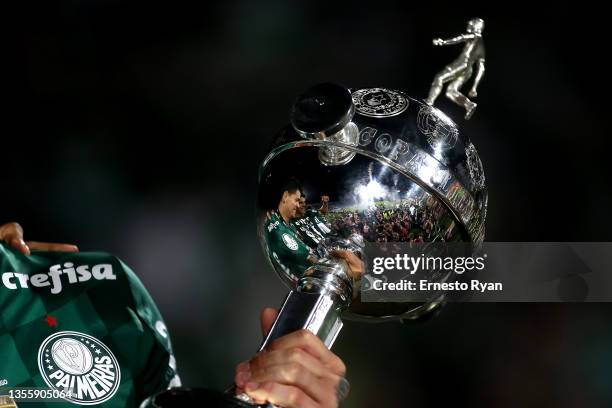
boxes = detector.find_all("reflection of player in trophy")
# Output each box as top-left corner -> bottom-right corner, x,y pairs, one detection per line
264,178 -> 317,278
291,193 -> 332,249
425,18 -> 486,119
263,178 -> 364,281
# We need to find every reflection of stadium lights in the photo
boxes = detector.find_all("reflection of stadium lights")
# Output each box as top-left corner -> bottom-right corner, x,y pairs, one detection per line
355,180 -> 386,203
432,142 -> 444,160
405,184 -> 419,199
417,154 -> 445,185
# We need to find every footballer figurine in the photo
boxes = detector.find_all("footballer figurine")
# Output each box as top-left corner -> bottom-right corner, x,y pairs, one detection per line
425,18 -> 486,119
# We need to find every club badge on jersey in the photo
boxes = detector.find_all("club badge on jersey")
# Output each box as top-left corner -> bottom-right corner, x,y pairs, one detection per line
38,331 -> 121,405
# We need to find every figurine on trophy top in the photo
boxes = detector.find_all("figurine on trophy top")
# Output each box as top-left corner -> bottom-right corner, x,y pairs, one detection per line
425,18 -> 486,120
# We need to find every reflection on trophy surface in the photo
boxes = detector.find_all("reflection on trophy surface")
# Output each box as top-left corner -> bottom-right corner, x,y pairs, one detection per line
425,18 -> 486,119
257,80 -> 488,331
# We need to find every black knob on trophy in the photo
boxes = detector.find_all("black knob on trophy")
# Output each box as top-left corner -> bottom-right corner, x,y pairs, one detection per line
291,83 -> 360,166
291,83 -> 354,139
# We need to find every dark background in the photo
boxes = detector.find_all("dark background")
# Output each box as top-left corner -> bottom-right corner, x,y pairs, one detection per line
8,1 -> 612,406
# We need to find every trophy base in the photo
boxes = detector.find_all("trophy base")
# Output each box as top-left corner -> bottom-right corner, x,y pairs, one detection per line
152,388 -> 268,408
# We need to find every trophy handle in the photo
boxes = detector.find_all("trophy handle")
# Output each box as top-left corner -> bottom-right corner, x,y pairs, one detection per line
227,257 -> 354,406
260,290 -> 344,351
261,256 -> 354,350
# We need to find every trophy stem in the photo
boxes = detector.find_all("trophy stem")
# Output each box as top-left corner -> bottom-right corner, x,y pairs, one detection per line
260,257 -> 354,350
228,258 -> 354,406
260,291 -> 344,350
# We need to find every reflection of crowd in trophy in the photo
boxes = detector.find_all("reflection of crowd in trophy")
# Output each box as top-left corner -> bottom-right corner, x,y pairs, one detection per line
263,176 -> 462,281
327,197 -> 458,244
447,181 -> 473,212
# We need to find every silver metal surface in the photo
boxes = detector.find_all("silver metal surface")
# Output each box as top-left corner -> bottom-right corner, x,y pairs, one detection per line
257,87 -> 487,322
259,290 -> 345,351
425,18 -> 486,119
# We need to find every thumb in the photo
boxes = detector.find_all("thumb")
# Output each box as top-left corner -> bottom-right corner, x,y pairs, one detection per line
260,307 -> 279,338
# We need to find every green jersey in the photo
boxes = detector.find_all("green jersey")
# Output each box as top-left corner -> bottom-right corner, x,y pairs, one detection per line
0,243 -> 179,407
264,212 -> 314,280
290,208 -> 332,249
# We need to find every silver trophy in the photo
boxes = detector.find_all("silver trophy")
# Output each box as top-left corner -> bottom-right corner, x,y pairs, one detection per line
255,80 -> 488,356
152,20 -> 488,408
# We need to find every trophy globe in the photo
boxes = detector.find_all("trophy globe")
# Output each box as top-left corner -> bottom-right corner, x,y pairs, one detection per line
256,82 -> 488,345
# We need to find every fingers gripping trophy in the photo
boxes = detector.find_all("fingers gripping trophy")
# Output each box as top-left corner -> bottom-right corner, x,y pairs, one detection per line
153,19 -> 488,408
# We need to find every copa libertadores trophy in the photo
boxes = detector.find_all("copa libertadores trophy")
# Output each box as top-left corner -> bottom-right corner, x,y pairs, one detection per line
153,18 -> 488,408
